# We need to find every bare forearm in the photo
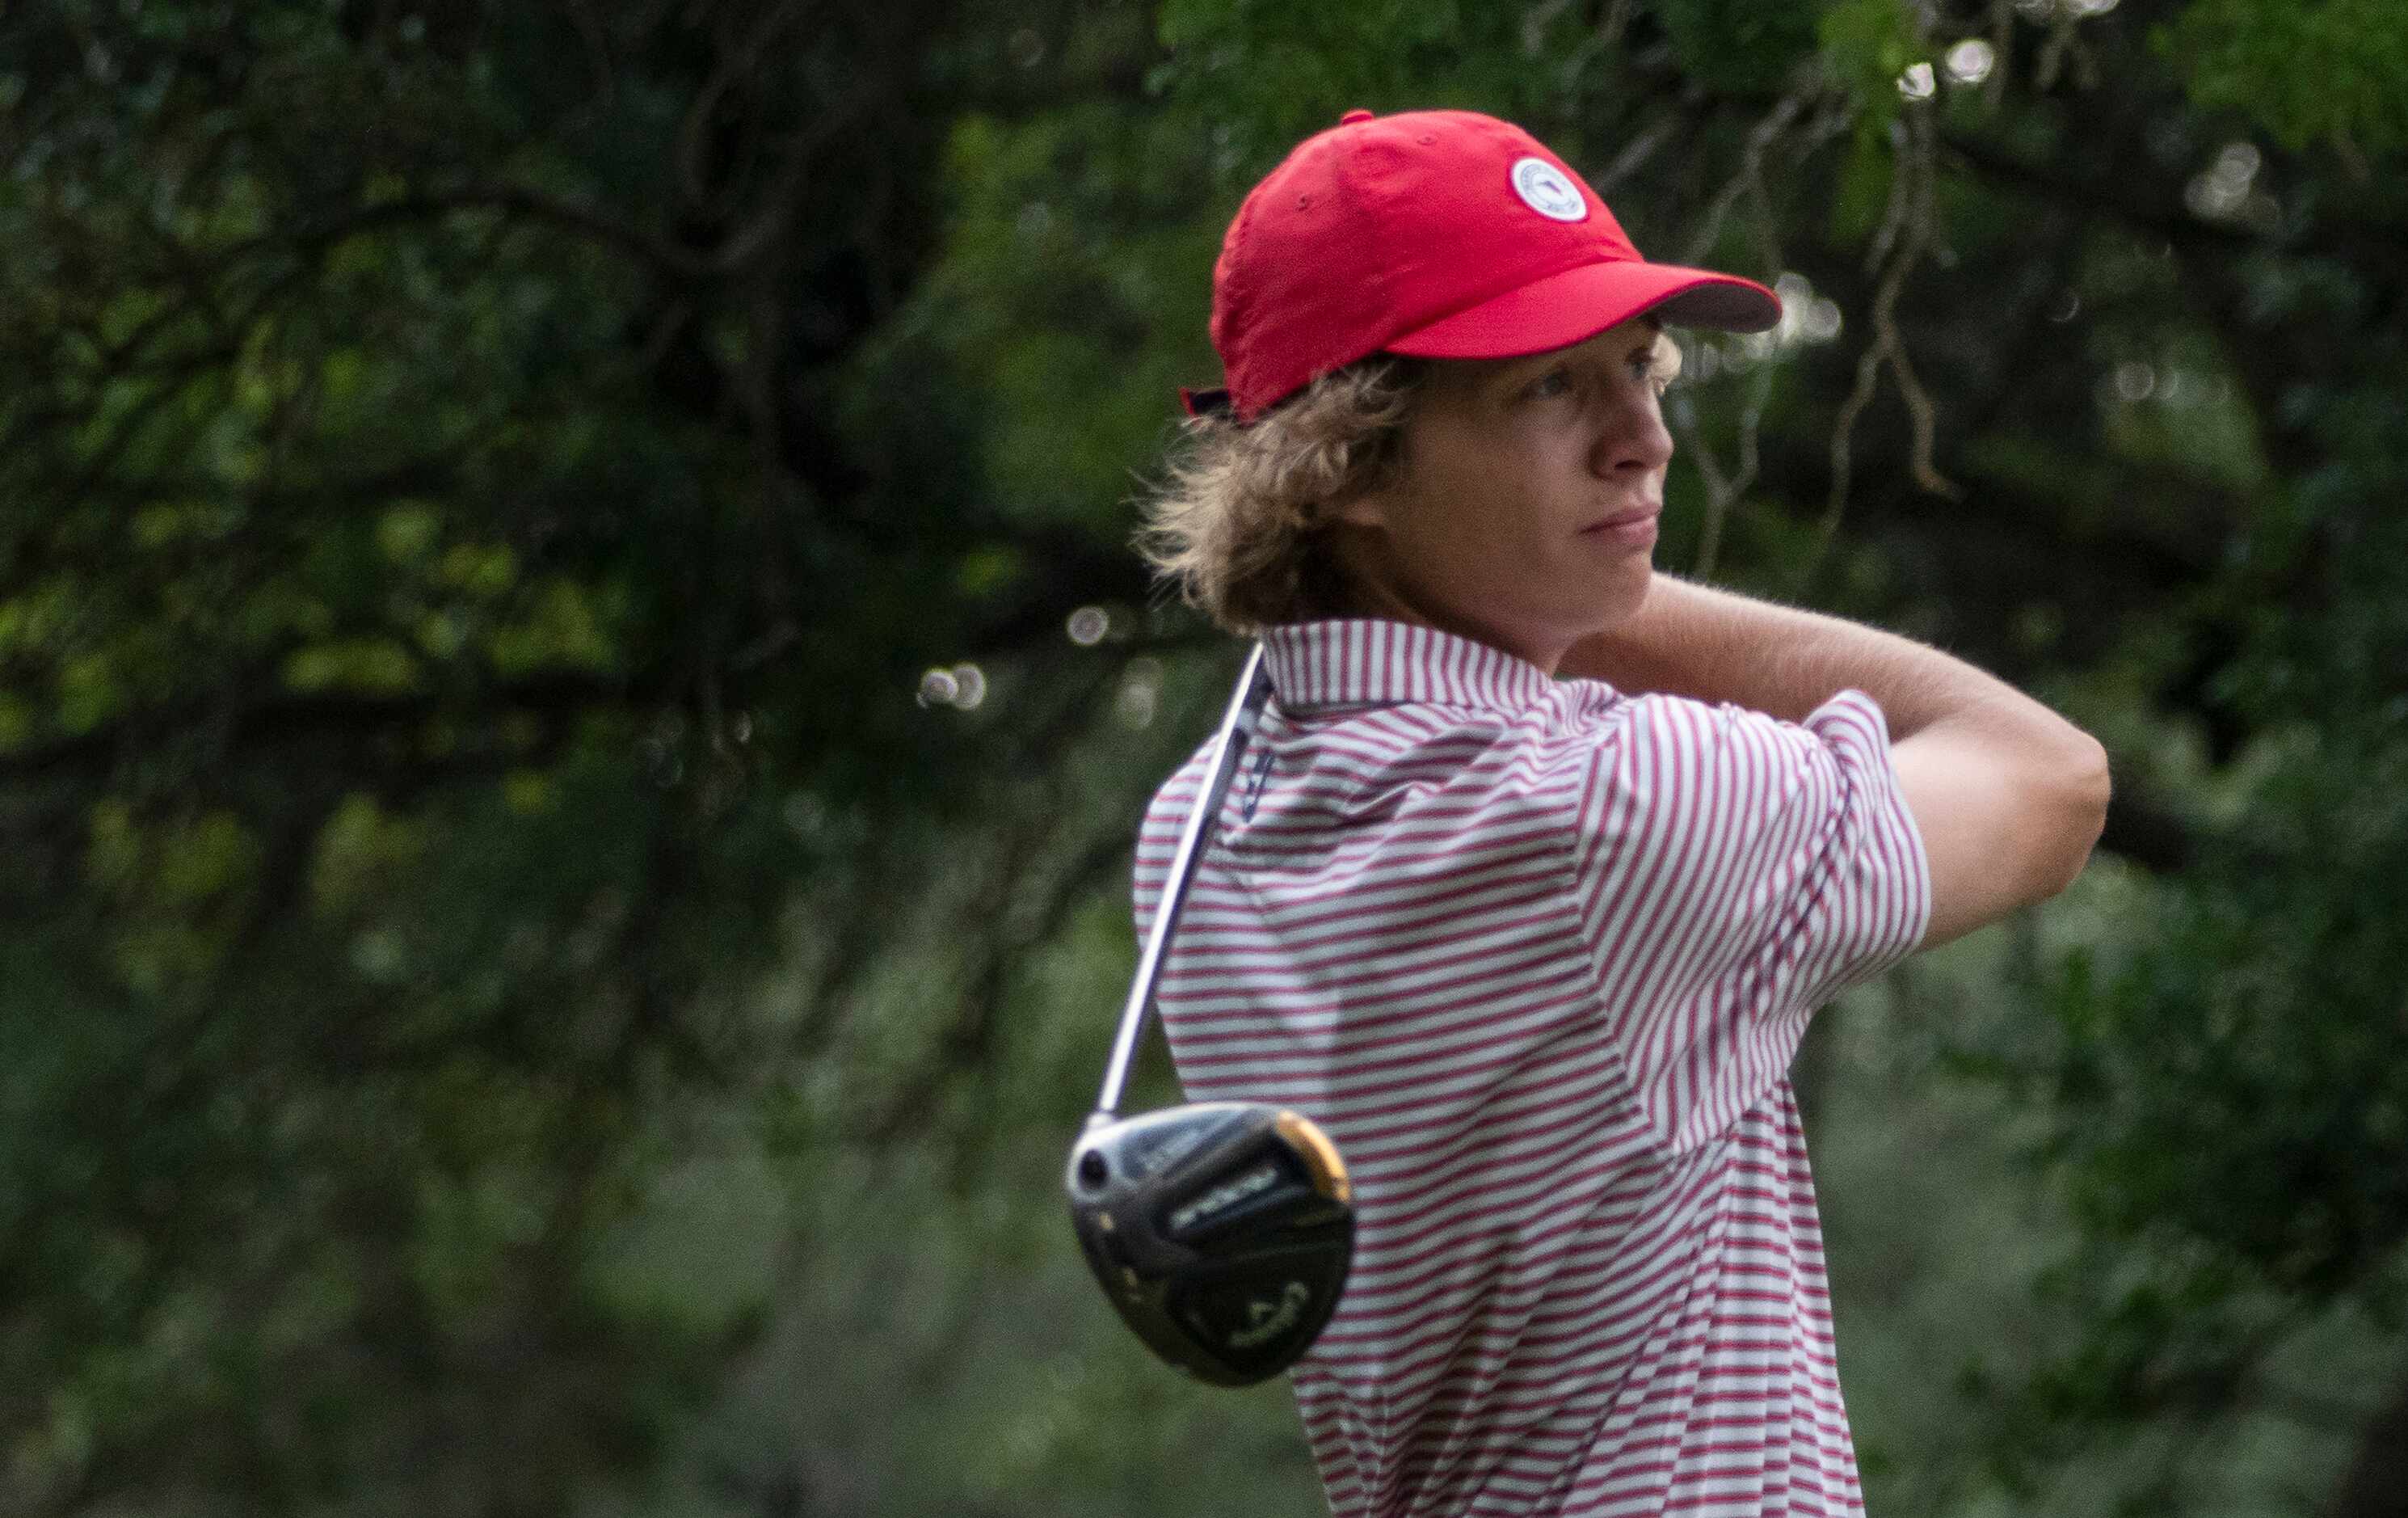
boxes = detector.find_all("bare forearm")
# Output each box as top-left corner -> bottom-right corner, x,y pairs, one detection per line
1561,574 -> 2055,744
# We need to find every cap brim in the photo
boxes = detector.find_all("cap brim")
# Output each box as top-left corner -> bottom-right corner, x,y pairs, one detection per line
1385,260 -> 1780,360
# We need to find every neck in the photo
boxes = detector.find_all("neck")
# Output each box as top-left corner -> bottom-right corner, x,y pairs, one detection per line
1323,530 -> 1567,675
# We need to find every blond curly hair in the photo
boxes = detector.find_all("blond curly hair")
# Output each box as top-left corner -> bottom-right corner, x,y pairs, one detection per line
1138,333 -> 1680,635
1135,357 -> 1425,635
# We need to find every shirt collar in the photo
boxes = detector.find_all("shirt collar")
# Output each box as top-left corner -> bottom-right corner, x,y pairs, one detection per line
1261,618 -> 1558,713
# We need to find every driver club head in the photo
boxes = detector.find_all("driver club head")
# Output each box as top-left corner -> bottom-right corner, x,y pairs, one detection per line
1065,1102 -> 1354,1386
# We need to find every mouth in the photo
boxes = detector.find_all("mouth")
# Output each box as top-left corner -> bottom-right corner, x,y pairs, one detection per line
1579,504 -> 1661,540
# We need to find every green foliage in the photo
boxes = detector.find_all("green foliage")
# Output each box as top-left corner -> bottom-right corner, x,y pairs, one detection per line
1658,0 -> 1822,95
1151,0 -> 1599,171
1817,0 -> 1917,132
2161,0 -> 2408,154
916,105 -> 1219,529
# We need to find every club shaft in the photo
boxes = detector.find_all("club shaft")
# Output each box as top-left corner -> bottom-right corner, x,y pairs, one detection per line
1092,643 -> 1270,1119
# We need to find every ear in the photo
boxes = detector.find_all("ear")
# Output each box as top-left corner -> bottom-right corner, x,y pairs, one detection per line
1322,489 -> 1389,533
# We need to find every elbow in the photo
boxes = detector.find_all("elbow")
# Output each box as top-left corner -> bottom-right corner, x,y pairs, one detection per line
2038,728 -> 2112,898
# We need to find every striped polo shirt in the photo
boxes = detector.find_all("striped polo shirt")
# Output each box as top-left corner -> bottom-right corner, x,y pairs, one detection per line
1132,618 -> 1930,1516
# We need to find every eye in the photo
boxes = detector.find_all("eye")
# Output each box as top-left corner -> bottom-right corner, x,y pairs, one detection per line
1635,336 -> 1681,394
1523,367 -> 1574,401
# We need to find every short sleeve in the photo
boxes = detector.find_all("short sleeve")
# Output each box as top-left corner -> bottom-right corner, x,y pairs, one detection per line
1567,689 -> 1931,1153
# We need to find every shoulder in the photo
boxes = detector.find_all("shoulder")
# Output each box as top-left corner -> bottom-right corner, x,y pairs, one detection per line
1139,693 -> 1603,883
1280,693 -> 1607,824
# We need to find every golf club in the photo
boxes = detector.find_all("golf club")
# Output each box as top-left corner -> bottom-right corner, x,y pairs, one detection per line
1065,644 -> 1356,1386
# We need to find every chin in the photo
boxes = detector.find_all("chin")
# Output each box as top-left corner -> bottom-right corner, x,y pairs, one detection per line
1590,561 -> 1653,630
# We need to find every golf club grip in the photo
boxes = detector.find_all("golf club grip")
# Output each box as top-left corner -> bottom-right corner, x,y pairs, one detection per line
1091,643 -> 1272,1119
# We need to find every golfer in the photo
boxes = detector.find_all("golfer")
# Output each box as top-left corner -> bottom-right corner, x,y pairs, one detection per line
1132,110 -> 2109,1515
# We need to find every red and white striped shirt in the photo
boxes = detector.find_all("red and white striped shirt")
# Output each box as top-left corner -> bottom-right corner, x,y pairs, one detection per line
1134,618 -> 1930,1516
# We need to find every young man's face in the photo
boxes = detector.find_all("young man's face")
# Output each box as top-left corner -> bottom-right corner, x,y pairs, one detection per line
1329,317 -> 1673,673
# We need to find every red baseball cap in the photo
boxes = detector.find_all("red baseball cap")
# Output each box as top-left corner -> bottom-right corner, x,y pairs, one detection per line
1189,109 -> 1780,421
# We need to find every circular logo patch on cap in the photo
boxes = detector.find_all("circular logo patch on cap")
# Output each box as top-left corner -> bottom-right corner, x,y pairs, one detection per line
1509,157 -> 1588,222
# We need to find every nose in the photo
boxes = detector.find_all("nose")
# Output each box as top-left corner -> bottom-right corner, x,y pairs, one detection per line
1590,387 -> 1673,481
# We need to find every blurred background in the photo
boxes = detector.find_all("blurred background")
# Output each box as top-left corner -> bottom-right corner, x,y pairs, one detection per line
3,0 -> 2406,1513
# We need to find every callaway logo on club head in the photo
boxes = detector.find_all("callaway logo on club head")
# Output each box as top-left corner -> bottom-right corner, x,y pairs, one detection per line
1228,1280 -> 1311,1348
1169,1162 -> 1280,1233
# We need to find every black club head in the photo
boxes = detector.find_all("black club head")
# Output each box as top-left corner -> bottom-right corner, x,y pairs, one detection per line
1066,1102 -> 1354,1386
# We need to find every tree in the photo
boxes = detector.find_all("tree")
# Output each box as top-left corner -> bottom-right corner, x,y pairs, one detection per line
0,2 -> 1168,1509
